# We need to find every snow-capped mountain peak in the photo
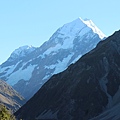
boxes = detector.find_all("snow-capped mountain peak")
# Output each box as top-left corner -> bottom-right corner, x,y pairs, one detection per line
8,45 -> 36,61
58,18 -> 86,36
54,17 -> 106,40
80,17 -> 106,39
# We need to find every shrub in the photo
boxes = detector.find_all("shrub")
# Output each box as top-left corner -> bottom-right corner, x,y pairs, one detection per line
0,104 -> 16,120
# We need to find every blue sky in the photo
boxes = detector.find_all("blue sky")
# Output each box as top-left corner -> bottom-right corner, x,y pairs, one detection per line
0,0 -> 120,64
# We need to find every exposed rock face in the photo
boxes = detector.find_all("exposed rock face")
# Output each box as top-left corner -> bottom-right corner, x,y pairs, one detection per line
0,79 -> 26,112
0,18 -> 105,99
15,30 -> 120,120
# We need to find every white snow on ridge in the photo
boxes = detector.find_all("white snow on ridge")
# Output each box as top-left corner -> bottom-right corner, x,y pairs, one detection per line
7,64 -> 37,86
10,45 -> 36,60
59,17 -> 106,39
81,18 -> 106,39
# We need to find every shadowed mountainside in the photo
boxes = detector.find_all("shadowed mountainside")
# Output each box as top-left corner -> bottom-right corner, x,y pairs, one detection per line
15,30 -> 120,120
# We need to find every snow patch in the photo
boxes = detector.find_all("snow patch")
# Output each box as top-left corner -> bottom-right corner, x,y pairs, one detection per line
71,54 -> 82,64
53,53 -> 74,74
7,64 -> 37,86
0,61 -> 22,77
37,54 -> 45,59
43,37 -> 74,55
42,75 -> 50,81
44,53 -> 73,74
45,65 -> 55,69
43,44 -> 62,55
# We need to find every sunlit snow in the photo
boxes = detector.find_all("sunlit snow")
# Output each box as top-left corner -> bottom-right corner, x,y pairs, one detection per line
45,53 -> 73,74
81,18 -> 106,39
0,61 -> 22,77
7,64 -> 37,86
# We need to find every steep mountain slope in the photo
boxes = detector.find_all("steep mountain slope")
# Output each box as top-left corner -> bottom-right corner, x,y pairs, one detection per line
0,18 -> 106,99
0,79 -> 26,112
15,30 -> 120,120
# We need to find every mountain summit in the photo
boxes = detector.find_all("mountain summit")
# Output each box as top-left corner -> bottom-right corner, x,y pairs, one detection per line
7,45 -> 36,62
0,18 -> 106,99
53,17 -> 105,40
80,18 -> 106,39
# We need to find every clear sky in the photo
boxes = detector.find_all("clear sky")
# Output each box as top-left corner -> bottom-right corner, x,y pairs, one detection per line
0,0 -> 120,64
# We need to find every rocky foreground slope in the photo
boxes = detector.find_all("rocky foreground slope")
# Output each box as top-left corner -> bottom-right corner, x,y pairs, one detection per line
0,79 -> 25,112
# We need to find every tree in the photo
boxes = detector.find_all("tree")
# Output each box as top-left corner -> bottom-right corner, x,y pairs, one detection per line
0,104 -> 16,120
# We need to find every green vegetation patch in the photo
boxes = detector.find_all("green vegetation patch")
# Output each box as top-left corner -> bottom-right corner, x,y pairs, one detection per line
0,104 -> 16,120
